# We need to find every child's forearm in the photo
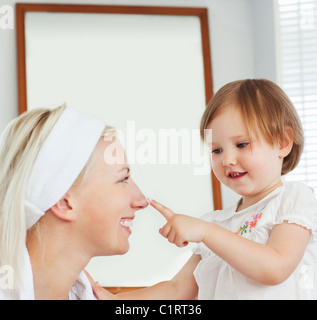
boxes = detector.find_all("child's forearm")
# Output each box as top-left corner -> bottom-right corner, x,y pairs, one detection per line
117,254 -> 199,300
93,282 -> 177,300
150,200 -> 309,286
115,281 -> 179,300
201,221 -> 310,285
95,279 -> 193,300
93,254 -> 200,300
150,200 -> 310,287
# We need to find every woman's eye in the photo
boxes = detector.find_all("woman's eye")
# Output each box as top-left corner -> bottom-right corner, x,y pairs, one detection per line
120,176 -> 130,183
237,142 -> 249,149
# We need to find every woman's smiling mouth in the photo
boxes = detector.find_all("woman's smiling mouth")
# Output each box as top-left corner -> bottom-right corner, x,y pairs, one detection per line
120,218 -> 134,233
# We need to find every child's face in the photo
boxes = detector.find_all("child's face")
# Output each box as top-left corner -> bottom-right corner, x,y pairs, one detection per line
208,105 -> 284,204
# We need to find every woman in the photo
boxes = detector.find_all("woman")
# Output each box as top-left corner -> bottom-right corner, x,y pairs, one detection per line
0,105 -> 148,299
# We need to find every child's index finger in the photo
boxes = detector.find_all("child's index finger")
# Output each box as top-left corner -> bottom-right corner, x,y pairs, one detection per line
150,199 -> 175,221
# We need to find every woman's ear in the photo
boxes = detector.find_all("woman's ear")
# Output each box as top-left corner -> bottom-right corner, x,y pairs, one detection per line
50,194 -> 76,222
279,126 -> 294,159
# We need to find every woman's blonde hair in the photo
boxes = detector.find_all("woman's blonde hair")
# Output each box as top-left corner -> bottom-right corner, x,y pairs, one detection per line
0,106 -> 113,289
200,79 -> 304,175
0,105 -> 66,287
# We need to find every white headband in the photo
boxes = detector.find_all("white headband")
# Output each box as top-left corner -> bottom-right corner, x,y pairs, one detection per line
25,106 -> 105,229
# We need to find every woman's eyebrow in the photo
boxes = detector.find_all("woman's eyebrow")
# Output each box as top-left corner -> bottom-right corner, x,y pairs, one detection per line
118,166 -> 130,174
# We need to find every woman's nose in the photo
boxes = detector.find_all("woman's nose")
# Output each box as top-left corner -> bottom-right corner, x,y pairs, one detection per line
130,182 -> 148,209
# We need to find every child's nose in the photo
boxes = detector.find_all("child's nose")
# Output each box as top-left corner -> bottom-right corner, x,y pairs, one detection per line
222,150 -> 237,167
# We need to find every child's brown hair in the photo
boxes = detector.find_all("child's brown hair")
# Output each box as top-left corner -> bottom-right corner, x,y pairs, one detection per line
200,79 -> 304,175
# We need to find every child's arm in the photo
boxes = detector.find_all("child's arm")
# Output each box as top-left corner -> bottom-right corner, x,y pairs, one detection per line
151,200 -> 312,286
91,254 -> 201,300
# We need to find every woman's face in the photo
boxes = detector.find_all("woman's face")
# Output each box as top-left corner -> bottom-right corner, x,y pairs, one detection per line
72,137 -> 148,256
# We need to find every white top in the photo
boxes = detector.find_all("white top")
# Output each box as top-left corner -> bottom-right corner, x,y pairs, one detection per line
0,248 -> 96,300
193,182 -> 317,300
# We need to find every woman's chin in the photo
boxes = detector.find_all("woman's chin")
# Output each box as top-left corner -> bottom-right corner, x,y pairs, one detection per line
116,247 -> 129,256
114,241 -> 130,255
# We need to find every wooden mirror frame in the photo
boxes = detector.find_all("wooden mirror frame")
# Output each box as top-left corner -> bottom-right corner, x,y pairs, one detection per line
16,3 -> 222,211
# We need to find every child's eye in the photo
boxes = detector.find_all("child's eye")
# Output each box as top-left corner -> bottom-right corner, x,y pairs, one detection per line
212,148 -> 222,154
237,142 -> 249,149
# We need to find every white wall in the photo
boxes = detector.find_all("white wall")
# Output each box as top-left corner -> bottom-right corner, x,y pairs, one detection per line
251,0 -> 277,82
0,0 -> 258,206
0,0 -> 277,285
0,0 -> 257,133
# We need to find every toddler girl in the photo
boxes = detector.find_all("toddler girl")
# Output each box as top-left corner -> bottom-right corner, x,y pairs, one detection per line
93,79 -> 317,300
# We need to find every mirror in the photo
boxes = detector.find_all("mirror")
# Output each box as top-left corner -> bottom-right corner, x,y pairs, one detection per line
16,3 -> 221,289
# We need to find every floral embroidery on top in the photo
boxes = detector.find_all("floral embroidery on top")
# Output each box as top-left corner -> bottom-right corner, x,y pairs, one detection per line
235,205 -> 266,236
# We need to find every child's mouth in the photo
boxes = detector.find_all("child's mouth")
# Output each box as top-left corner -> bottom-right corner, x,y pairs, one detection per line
228,172 -> 247,180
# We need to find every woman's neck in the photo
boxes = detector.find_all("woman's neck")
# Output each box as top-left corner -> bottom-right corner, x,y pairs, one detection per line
26,220 -> 91,300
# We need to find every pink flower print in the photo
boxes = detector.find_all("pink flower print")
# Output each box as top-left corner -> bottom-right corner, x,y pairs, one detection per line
250,220 -> 257,228
235,206 -> 265,237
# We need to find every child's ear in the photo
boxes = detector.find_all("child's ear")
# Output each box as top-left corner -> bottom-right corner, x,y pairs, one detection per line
279,126 -> 294,158
50,194 -> 76,222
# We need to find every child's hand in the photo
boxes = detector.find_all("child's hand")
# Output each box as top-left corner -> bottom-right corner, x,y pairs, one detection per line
150,199 -> 207,247
85,270 -> 117,300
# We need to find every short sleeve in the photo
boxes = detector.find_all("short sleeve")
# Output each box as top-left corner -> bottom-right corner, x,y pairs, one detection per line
192,243 -> 202,256
273,182 -> 317,239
